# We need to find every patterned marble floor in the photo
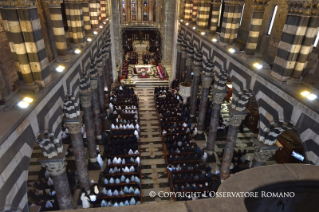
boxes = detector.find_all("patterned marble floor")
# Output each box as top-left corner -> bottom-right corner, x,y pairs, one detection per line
134,86 -> 174,204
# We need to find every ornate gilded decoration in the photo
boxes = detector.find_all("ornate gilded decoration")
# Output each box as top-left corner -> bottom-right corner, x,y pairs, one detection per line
252,0 -> 270,11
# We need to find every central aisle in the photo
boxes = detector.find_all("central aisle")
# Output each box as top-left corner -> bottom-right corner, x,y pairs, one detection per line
134,87 -> 173,203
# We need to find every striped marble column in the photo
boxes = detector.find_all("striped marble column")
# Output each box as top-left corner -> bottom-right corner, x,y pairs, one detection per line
189,50 -> 202,122
100,0 -> 106,21
82,1 -> 92,35
220,2 -> 234,46
46,1 -> 69,61
0,9 -> 35,86
195,61 -> 214,140
186,41 -> 194,82
192,1 -> 198,23
245,1 -> 268,55
64,2 -> 73,43
271,15 -> 310,81
228,2 -> 244,45
175,31 -> 183,82
289,17 -> 319,83
18,8 -> 51,87
180,38 -> 188,82
89,0 -> 99,28
196,0 -> 211,30
210,0 -> 221,34
75,3 -> 86,45
184,0 -> 193,22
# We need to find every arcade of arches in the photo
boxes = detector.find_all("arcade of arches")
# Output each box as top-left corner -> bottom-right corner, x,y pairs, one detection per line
0,0 -> 318,211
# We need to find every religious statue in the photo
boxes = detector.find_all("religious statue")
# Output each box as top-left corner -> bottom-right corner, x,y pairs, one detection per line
144,3 -> 147,13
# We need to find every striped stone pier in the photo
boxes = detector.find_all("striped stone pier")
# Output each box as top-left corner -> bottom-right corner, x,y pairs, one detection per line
175,31 -> 183,82
82,1 -> 92,35
220,1 -> 234,46
0,8 -> 35,87
184,0 -> 193,22
192,1 -> 198,23
65,1 -> 86,45
245,1 -> 269,55
196,0 -> 211,30
186,40 -> 194,82
89,0 -> 99,29
180,38 -> 188,82
100,0 -> 106,21
45,0 -> 69,61
271,9 -> 310,81
228,1 -> 244,45
210,0 -> 221,34
289,16 -> 319,84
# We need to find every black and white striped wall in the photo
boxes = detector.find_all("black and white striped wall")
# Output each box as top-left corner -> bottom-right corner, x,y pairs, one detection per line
180,25 -> 319,165
0,25 -> 110,212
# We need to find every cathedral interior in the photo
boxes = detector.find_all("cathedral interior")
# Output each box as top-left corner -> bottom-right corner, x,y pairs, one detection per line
0,0 -> 319,211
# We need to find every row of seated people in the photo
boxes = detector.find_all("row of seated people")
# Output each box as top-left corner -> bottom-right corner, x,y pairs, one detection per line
110,93 -> 138,99
172,171 -> 211,180
101,187 -> 140,197
168,153 -> 201,162
103,165 -> 140,174
109,104 -> 138,111
174,182 -> 211,191
154,86 -> 170,94
111,123 -> 140,130
104,145 -> 139,156
100,198 -> 141,207
107,156 -> 140,165
109,130 -> 139,136
162,127 -> 190,135
102,175 -> 140,185
113,118 -> 138,125
112,85 -> 135,95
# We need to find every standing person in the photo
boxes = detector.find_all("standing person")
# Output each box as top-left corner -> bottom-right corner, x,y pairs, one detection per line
81,191 -> 90,209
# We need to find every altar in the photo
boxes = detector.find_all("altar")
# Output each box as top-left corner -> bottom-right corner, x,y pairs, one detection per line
133,41 -> 149,51
134,65 -> 153,77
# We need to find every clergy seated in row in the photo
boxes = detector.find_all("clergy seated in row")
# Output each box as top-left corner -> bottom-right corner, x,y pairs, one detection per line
168,153 -> 201,162
118,86 -> 135,94
100,198 -> 141,207
114,118 -> 139,125
172,170 -> 211,181
103,165 -> 140,174
168,163 -> 212,173
154,86 -> 170,94
101,187 -> 140,197
102,175 -> 140,185
32,199 -> 59,211
105,145 -> 139,156
111,123 -> 139,131
109,136 -> 138,144
107,156 -> 140,165
167,141 -> 200,153
165,134 -> 192,143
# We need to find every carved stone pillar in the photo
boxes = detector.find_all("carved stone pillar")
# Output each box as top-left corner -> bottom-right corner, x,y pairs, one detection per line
137,0 -> 142,21
80,94 -> 100,170
195,74 -> 213,139
251,138 -> 279,167
90,78 -> 103,143
220,108 -> 247,180
64,121 -> 90,191
189,50 -> 202,122
38,145 -> 74,210
148,0 -> 153,22
206,88 -> 228,157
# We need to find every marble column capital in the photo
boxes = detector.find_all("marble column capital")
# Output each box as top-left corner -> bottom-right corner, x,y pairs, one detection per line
64,122 -> 82,134
228,107 -> 248,126
80,94 -> 92,108
252,0 -> 269,11
201,74 -> 213,88
42,159 -> 67,176
212,88 -> 228,104
254,144 -> 278,163
90,78 -> 98,89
